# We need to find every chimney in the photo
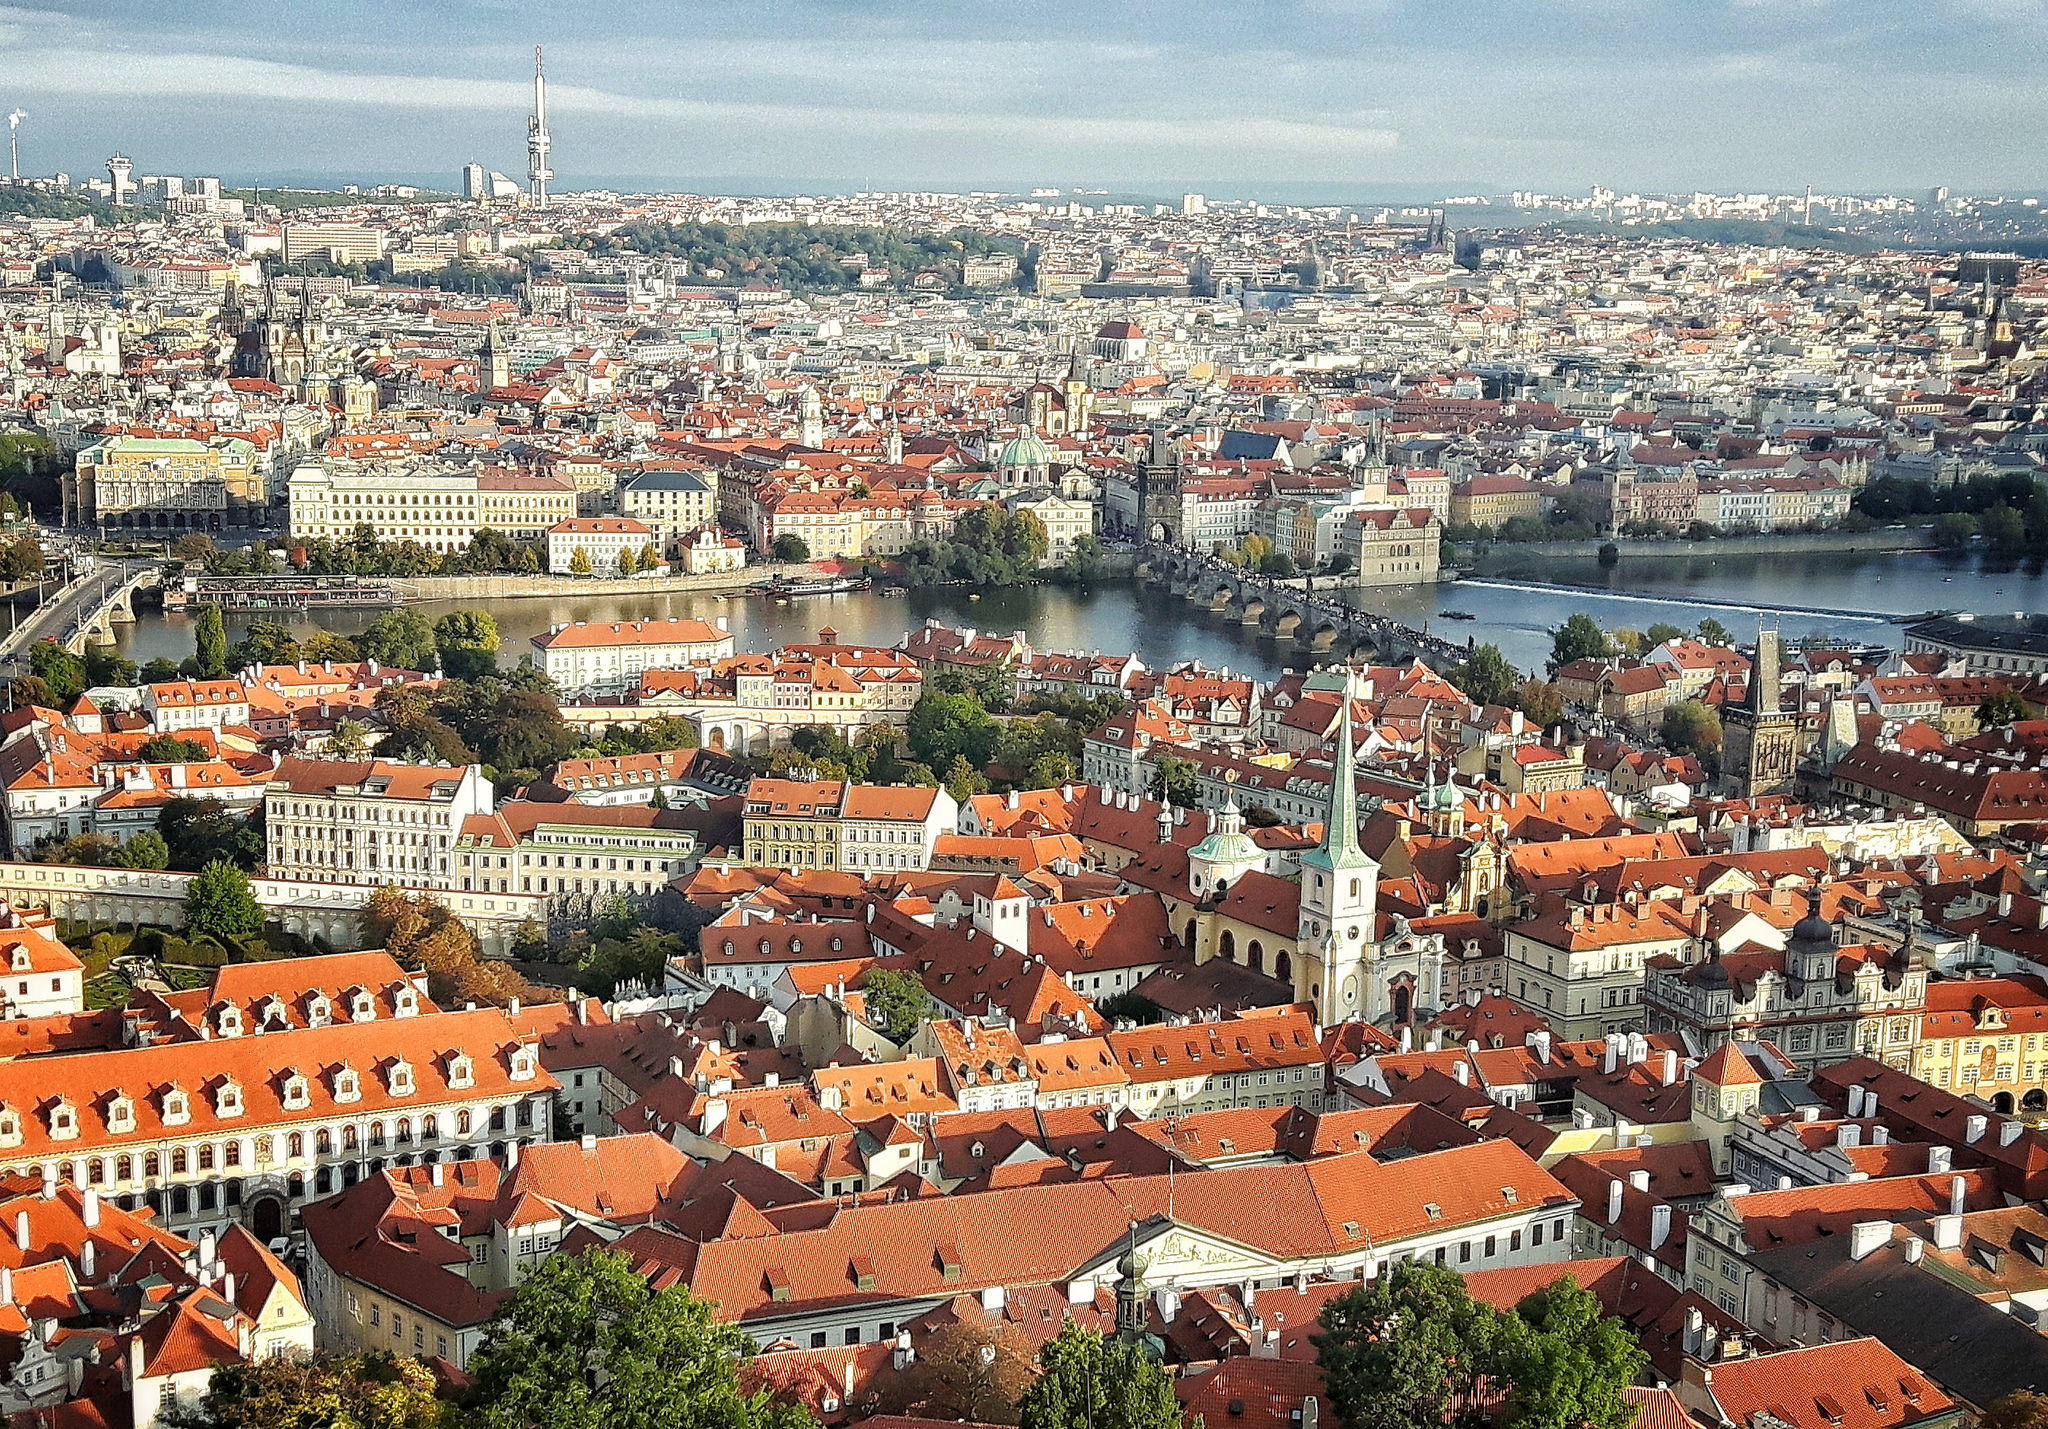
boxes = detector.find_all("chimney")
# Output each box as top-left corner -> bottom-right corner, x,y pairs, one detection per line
1530,1030 -> 1552,1065
1849,1220 -> 1890,1261
1659,1049 -> 1678,1086
2001,1119 -> 2025,1147
1950,1175 -> 1968,1216
1607,1178 -> 1623,1224
80,1240 -> 94,1281
1683,1305 -> 1703,1356
1628,1169 -> 1651,1193
82,1190 -> 98,1229
1932,1213 -> 1963,1250
1864,1092 -> 1878,1118
1965,1114 -> 1988,1143
431,1161 -> 445,1187
39,1164 -> 54,1200
701,1098 -> 727,1136
1903,1236 -> 1924,1264
1928,1145 -> 1952,1174
1847,1085 -> 1865,1117
1453,1061 -> 1469,1086
1836,1124 -> 1861,1150
200,1229 -> 216,1270
1650,1203 -> 1672,1250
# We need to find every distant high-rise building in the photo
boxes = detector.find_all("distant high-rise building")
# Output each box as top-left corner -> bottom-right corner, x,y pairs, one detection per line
1929,185 -> 1950,210
105,153 -> 133,206
526,46 -> 552,208
462,161 -> 487,201
1180,192 -> 1206,216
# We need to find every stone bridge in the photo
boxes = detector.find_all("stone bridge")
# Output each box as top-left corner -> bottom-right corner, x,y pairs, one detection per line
1139,548 -> 1478,669
65,564 -> 158,654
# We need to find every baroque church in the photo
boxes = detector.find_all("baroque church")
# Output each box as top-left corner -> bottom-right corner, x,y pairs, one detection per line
1143,699 -> 1445,1027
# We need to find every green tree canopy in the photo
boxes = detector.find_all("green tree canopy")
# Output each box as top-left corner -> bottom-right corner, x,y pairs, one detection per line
1017,1323 -> 1181,1429
1980,688 -> 2032,728
113,830 -> 171,870
28,641 -> 85,704
858,967 -> 931,1041
770,533 -> 810,562
166,1351 -> 451,1429
1455,645 -> 1519,708
1547,613 -> 1610,672
433,609 -> 501,681
1659,698 -> 1723,756
467,1248 -> 818,1429
359,609 -> 439,672
194,604 -> 230,679
184,861 -> 264,941
907,688 -> 998,771
1695,616 -> 1733,646
138,735 -> 211,764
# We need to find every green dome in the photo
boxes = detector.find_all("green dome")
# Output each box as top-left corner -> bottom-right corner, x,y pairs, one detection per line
998,429 -> 1052,467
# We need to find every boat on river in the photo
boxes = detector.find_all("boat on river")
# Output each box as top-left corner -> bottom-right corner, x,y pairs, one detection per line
749,575 -> 873,598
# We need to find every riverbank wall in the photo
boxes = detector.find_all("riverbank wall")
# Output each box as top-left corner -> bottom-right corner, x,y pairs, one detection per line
399,565 -> 826,602
1468,527 -> 1930,573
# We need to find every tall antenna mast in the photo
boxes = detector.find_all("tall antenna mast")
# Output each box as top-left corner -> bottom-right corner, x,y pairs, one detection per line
6,111 -> 22,183
526,46 -> 553,208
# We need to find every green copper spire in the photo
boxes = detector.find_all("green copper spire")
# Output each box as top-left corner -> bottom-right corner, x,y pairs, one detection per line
1306,695 -> 1372,872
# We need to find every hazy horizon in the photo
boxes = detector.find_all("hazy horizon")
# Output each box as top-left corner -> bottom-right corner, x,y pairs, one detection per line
1,1 -> 2040,197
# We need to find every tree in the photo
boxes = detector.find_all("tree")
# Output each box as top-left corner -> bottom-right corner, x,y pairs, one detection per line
1694,616 -> 1733,647
167,1352 -> 451,1429
1455,645 -> 1519,708
1259,550 -> 1297,577
138,735 -> 211,764
1548,613 -> 1609,672
433,609 -> 501,681
770,533 -> 810,563
84,642 -> 136,688
1597,541 -> 1620,568
1644,622 -> 1684,646
880,1319 -> 1035,1424
1979,688 -> 2031,728
1517,679 -> 1565,729
859,967 -> 931,1042
361,885 -> 550,1008
28,641 -> 85,703
113,830 -> 171,870
1933,510 -> 1979,552
1608,626 -> 1646,656
158,796 -> 263,871
1149,752 -> 1198,808
639,541 -> 662,571
907,689 -> 997,771
1314,1261 -> 1505,1429
618,544 -> 640,576
570,544 -> 594,575
194,604 -> 230,679
228,619 -> 297,670
1983,1390 -> 2048,1429
1493,1278 -> 1647,1429
329,717 -> 372,758
1018,1323 -> 1180,1429
1985,503 -> 2028,558
1659,698 -> 1723,756
301,630 -> 362,662
363,609 -> 439,672
944,754 -> 990,801
467,1249 -> 817,1429
184,861 -> 264,941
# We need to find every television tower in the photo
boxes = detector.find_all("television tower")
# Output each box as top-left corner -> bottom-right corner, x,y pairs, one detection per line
526,46 -> 552,208
6,111 -> 22,183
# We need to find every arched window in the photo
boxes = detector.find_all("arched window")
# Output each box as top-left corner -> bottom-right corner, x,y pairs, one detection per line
1247,939 -> 1264,973
1219,929 -> 1237,963
1274,950 -> 1293,984
171,1149 -> 188,1175
115,1154 -> 132,1182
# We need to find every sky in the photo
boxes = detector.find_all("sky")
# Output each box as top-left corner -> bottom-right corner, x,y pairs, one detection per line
1,0 -> 2042,198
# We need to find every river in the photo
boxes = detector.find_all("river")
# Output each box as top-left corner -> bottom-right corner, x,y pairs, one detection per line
102,547 -> 2048,682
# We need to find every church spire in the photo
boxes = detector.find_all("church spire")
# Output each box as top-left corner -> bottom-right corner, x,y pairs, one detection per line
1308,696 -> 1370,872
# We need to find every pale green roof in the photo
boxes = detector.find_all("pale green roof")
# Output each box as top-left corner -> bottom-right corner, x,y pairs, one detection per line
998,430 -> 1053,467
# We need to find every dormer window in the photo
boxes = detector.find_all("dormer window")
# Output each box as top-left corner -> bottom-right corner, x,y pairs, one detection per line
447,1053 -> 475,1090
9,950 -> 28,973
215,1004 -> 242,1037
281,1073 -> 310,1111
350,992 -> 375,1022
388,1059 -> 415,1097
0,1107 -> 16,1147
394,987 -> 419,1017
162,1086 -> 190,1126
215,1080 -> 243,1118
307,995 -> 333,1027
106,1094 -> 135,1135
510,1046 -> 537,1082
47,1100 -> 77,1141
334,1065 -> 362,1104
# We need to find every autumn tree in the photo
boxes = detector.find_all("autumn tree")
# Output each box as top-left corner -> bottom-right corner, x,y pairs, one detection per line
880,1320 -> 1035,1424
